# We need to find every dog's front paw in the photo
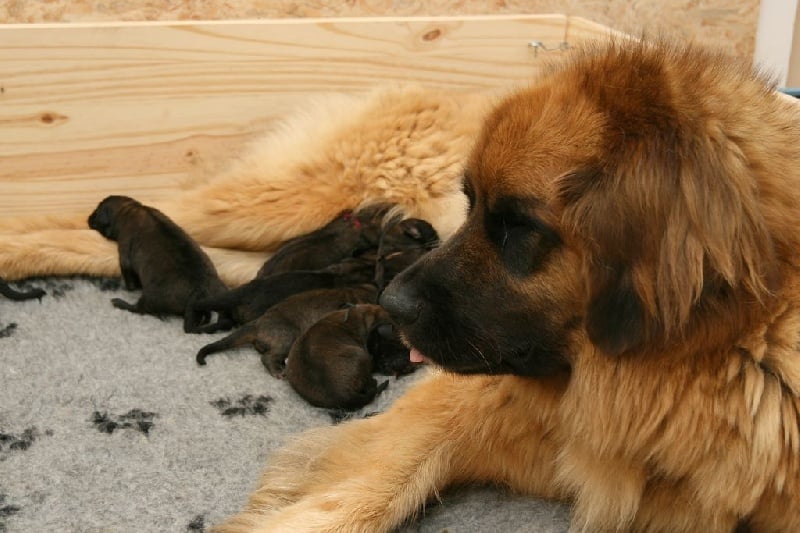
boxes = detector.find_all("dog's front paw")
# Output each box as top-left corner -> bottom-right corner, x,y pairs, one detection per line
211,497 -> 373,533
214,373 -> 477,533
212,414 -> 431,532
211,422 -> 375,532
214,486 -> 414,533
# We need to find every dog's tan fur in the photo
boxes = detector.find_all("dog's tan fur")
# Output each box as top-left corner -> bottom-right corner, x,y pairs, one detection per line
0,86 -> 486,285
3,40 -> 800,531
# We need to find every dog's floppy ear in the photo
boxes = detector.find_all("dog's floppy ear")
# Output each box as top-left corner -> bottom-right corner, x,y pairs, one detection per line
558,130 -> 775,355
583,261 -> 646,356
558,166 -> 653,355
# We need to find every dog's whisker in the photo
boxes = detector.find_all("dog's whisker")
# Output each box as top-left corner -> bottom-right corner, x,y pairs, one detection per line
465,338 -> 492,371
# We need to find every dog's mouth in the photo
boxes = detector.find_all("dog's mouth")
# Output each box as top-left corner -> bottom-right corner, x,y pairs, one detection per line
401,331 -> 570,377
403,338 -> 511,375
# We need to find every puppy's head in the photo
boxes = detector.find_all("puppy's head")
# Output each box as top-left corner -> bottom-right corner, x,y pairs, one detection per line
381,218 -> 439,251
367,321 -> 417,376
381,40 -> 795,377
88,195 -> 138,240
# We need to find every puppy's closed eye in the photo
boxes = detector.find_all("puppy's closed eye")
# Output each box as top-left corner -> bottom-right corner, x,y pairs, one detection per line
403,226 -> 422,240
376,323 -> 394,339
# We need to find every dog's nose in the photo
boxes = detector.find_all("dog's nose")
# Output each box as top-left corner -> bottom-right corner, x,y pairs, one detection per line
379,281 -> 421,325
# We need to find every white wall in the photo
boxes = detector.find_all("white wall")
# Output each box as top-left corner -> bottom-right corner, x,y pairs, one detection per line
754,0 -> 800,87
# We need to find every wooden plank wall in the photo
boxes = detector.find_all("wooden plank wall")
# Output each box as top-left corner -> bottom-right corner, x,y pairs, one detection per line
0,15 -> 613,218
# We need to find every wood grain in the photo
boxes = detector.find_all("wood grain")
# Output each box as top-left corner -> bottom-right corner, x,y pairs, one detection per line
0,15 -> 612,218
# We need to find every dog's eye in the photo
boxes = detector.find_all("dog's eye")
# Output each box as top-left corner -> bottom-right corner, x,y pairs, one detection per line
500,214 -> 535,252
488,212 -> 560,276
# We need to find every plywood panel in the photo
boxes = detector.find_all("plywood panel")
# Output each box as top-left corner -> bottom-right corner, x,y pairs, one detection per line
0,15 -> 612,217
0,0 -> 760,58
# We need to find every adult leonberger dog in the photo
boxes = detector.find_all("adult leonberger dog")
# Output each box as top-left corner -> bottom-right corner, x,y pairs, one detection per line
2,39 -> 800,531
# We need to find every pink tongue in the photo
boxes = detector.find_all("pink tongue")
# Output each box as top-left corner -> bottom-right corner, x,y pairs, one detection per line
409,348 -> 426,364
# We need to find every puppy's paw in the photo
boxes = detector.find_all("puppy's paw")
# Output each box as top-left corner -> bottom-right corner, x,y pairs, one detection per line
260,352 -> 287,379
111,297 -> 130,309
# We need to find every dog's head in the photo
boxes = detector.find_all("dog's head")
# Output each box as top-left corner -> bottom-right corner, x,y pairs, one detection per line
88,195 -> 138,240
380,41 -> 799,377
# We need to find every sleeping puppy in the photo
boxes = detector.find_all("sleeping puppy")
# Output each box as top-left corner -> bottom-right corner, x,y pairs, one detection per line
373,219 -> 438,291
284,304 -> 416,409
190,218 -> 438,330
195,284 -> 378,377
0,277 -> 45,301
87,195 -> 231,333
189,260 -> 374,332
255,203 -> 393,278
365,319 -> 416,376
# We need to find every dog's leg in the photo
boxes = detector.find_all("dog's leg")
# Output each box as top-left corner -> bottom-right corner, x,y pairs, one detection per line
629,477 -> 742,533
0,229 -> 120,280
0,227 -> 267,286
0,212 -> 88,233
211,372 -> 567,533
0,167 -> 348,281
0,175 -> 451,284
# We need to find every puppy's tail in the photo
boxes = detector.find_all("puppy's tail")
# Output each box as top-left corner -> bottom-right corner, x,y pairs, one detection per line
196,324 -> 256,366
0,279 -> 46,301
191,281 -> 256,313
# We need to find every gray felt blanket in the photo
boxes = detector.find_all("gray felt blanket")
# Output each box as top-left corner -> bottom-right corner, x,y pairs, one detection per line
0,277 -> 570,532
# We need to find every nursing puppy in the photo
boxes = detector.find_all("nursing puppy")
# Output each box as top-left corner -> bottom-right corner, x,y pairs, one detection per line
190,218 -> 438,329
88,195 -> 231,332
215,41 -> 800,532
255,203 -> 393,278
188,267 -> 372,332
195,284 -> 378,377
284,304 -> 415,409
366,319 -> 416,377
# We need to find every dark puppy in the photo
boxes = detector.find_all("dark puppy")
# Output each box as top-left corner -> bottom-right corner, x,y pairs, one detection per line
0,277 -> 45,301
190,218 -> 438,330
88,195 -> 231,333
382,217 -> 439,252
256,203 -> 393,278
195,284 -> 378,377
371,217 -> 438,284
365,318 -> 417,376
190,261 -> 374,331
285,303 -> 416,409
